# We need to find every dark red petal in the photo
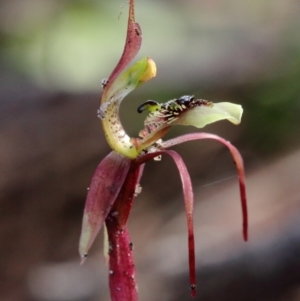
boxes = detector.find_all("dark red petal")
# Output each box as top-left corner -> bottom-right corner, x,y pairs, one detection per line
135,151 -> 197,296
161,133 -> 248,241
161,150 -> 196,297
103,0 -> 142,95
79,151 -> 131,261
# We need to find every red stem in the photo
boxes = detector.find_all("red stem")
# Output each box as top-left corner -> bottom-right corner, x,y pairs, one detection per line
106,221 -> 138,301
106,162 -> 142,301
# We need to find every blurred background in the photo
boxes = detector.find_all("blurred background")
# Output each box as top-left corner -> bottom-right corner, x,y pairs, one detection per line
1,0 -> 300,300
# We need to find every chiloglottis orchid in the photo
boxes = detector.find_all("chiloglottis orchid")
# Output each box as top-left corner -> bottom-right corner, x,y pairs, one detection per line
78,1 -> 248,301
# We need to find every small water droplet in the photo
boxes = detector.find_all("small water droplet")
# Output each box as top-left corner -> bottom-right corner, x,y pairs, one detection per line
190,284 -> 196,290
129,242 -> 133,250
154,155 -> 162,161
97,106 -> 108,119
134,184 -> 142,197
116,287 -> 121,291
109,270 -> 114,275
101,78 -> 108,89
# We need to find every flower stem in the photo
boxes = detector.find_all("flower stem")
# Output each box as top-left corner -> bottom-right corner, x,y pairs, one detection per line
106,162 -> 142,301
107,221 -> 138,301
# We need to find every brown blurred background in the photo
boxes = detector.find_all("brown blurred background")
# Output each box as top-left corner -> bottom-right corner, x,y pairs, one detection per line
1,0 -> 300,300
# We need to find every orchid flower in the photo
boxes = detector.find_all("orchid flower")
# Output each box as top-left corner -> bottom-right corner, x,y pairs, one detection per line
79,1 -> 248,301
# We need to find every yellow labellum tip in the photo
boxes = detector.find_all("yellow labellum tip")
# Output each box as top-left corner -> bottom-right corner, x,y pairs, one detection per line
139,58 -> 157,83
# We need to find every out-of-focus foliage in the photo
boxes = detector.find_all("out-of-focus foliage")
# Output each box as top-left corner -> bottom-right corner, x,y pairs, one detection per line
1,0 -> 300,156
1,0 -> 300,89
